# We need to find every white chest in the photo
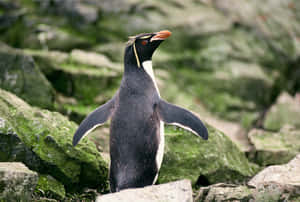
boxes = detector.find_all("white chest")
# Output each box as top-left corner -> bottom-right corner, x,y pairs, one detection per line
142,60 -> 164,184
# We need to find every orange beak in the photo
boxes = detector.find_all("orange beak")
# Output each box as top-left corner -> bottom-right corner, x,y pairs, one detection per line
151,30 -> 172,41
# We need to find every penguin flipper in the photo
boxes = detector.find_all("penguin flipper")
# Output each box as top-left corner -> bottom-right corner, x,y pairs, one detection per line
156,99 -> 208,140
72,97 -> 115,146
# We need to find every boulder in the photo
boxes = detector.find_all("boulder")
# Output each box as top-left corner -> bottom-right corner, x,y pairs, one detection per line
0,162 -> 38,201
212,0 -> 300,59
248,127 -> 300,166
0,43 -> 55,109
35,175 -> 66,200
96,179 -> 193,202
158,125 -> 259,186
194,183 -> 254,202
35,24 -> 91,51
36,0 -> 99,24
0,89 -> 109,191
26,49 -> 121,106
263,92 -> 300,131
247,154 -> 300,201
249,154 -> 300,188
194,182 -> 300,202
70,49 -> 121,71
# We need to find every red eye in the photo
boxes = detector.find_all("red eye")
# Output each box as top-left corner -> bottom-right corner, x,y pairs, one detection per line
141,40 -> 148,45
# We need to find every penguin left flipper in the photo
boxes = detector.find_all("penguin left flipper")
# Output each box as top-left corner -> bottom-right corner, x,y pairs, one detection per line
156,99 -> 208,140
72,97 -> 115,146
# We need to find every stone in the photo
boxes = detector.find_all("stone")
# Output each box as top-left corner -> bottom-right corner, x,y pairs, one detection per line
35,24 -> 90,51
96,179 -> 193,202
158,125 -> 259,186
213,0 -> 300,59
0,89 -> 109,191
26,49 -> 121,106
70,49 -> 121,71
263,92 -> 300,131
194,183 -> 254,202
36,0 -> 99,24
0,43 -> 55,109
194,182 -> 300,202
248,154 -> 300,188
248,127 -> 300,166
35,175 -> 66,200
0,162 -> 38,201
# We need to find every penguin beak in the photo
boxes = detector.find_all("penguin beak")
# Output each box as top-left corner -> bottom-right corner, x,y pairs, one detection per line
151,30 -> 172,42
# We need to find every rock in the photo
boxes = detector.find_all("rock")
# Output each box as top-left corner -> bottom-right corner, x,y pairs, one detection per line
249,154 -> 300,188
96,179 -> 193,202
35,24 -> 90,51
70,49 -> 121,71
0,162 -> 38,201
213,0 -> 300,59
93,42 -> 124,62
263,92 -> 300,131
0,89 -> 109,191
0,43 -> 55,109
194,183 -> 254,202
248,127 -> 300,166
36,0 -> 99,24
35,175 -> 66,200
194,182 -> 300,202
26,49 -> 121,106
158,125 -> 259,186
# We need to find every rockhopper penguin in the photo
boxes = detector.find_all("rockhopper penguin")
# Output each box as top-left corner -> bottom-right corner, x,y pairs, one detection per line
72,30 -> 208,192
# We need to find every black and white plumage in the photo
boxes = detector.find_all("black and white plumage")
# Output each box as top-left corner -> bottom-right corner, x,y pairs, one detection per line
72,30 -> 208,192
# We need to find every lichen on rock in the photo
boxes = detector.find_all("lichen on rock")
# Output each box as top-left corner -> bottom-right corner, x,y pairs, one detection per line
0,88 -> 109,192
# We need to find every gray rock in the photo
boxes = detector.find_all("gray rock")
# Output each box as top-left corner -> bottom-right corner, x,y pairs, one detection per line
248,127 -> 300,166
0,43 -> 55,109
0,162 -> 38,201
194,182 -> 300,202
36,0 -> 99,24
249,154 -> 300,188
70,49 -> 121,71
194,183 -> 254,202
263,92 -> 300,131
36,24 -> 90,51
96,179 -> 193,202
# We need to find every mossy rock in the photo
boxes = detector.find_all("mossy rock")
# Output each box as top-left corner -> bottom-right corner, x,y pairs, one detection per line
248,128 -> 300,166
0,89 -> 109,192
0,43 -> 55,109
158,125 -> 259,186
26,49 -> 121,106
35,175 -> 66,200
263,92 -> 300,131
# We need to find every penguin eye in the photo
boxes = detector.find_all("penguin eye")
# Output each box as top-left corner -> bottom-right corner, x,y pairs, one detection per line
141,40 -> 148,46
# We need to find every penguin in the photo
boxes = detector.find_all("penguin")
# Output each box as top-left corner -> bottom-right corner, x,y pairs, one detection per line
72,30 -> 208,192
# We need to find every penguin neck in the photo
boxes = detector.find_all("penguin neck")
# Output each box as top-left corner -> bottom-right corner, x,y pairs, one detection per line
142,60 -> 160,97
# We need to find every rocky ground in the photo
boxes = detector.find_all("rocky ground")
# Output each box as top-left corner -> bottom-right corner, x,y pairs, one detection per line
0,0 -> 300,201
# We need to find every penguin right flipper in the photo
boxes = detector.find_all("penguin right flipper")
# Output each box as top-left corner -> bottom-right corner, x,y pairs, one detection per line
156,99 -> 208,140
72,97 -> 116,146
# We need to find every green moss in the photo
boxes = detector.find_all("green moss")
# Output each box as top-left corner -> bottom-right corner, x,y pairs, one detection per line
158,125 -> 259,186
36,175 -> 65,200
0,89 -> 109,191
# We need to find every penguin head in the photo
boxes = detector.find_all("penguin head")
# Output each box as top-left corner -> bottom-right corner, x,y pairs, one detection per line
125,30 -> 172,67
